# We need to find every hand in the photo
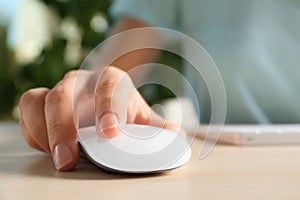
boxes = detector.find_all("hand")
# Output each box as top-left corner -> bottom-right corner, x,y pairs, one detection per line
19,66 -> 178,171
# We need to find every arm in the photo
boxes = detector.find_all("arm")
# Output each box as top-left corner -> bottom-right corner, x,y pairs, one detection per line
109,16 -> 162,72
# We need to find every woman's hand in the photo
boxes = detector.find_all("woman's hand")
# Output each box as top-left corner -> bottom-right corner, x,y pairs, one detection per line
19,66 -> 178,171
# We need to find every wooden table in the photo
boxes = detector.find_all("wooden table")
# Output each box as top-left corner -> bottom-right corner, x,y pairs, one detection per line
1,122 -> 300,200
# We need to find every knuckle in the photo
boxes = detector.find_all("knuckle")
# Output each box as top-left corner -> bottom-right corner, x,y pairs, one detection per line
19,89 -> 36,108
64,70 -> 78,79
99,79 -> 119,90
96,79 -> 119,95
19,88 -> 49,108
45,85 -> 67,103
105,66 -> 126,75
47,121 -> 64,140
102,96 -> 114,107
98,97 -> 114,112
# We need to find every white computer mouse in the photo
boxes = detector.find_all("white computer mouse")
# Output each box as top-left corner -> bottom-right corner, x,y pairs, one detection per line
78,124 -> 192,173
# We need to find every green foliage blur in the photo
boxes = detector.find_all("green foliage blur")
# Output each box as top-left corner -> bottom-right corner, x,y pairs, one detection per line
0,0 -> 112,119
0,28 -> 16,119
0,0 -> 182,120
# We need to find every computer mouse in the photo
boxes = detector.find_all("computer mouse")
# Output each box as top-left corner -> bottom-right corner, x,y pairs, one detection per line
78,124 -> 192,174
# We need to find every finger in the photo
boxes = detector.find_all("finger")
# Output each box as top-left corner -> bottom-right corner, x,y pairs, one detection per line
19,88 -> 51,154
19,116 -> 44,152
134,107 -> 187,139
94,67 -> 135,138
128,92 -> 180,133
148,110 -> 188,139
141,109 -> 180,133
44,78 -> 79,171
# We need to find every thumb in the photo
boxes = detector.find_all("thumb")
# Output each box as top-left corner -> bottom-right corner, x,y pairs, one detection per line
94,67 -> 135,138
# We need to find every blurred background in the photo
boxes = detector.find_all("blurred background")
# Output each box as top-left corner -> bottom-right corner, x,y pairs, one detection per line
0,0 -> 182,121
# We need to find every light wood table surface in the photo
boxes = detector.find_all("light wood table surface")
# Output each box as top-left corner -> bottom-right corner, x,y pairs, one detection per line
1,122 -> 300,200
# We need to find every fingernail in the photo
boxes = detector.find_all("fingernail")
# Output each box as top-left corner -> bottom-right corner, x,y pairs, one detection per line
99,113 -> 119,131
53,144 -> 73,170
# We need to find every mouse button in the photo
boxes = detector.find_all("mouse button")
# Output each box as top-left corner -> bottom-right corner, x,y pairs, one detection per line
78,126 -> 98,145
113,128 -> 178,155
98,136 -> 190,171
119,124 -> 164,139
